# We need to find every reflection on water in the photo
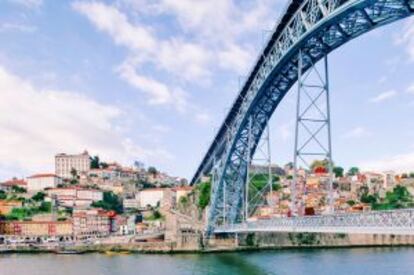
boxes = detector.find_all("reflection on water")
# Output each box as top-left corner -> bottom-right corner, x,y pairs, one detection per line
1,247 -> 414,275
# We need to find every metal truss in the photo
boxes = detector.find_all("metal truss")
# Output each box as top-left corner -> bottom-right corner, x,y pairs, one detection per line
195,0 -> 414,234
214,209 -> 414,235
245,120 -> 274,219
292,52 -> 334,215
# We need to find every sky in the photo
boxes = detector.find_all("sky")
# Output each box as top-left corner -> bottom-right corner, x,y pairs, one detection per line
0,0 -> 413,181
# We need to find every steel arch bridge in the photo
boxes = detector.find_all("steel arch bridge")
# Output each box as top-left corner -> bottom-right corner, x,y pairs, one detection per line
191,0 -> 414,234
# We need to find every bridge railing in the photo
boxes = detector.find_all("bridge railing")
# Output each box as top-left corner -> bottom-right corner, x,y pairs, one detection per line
215,209 -> 414,234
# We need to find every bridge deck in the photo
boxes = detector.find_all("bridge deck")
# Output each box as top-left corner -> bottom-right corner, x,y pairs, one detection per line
214,209 -> 414,235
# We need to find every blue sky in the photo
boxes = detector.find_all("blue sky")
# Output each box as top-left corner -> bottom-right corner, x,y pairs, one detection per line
0,0 -> 413,180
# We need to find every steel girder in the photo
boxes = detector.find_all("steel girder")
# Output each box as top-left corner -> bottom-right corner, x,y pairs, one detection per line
214,209 -> 414,235
199,0 -> 413,234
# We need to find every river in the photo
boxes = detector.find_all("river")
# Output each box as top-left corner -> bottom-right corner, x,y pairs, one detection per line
1,247 -> 413,274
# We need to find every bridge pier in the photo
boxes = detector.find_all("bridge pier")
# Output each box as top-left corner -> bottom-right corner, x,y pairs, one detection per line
292,50 -> 334,215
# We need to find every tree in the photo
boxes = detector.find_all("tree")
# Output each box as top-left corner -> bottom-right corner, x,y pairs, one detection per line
0,190 -> 6,200
91,191 -> 123,213
333,166 -> 344,178
401,173 -> 408,179
32,192 -> 46,202
11,185 -> 27,193
347,167 -> 360,176
197,181 -> 211,209
90,156 -> 100,169
70,168 -> 78,178
148,166 -> 158,176
310,159 -> 330,171
39,201 -> 51,212
409,172 -> 414,178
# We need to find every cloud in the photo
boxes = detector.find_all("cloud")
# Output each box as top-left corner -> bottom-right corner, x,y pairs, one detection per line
343,127 -> 371,139
0,65 -> 172,179
359,152 -> 414,173
0,23 -> 37,33
370,90 -> 397,103
406,83 -> 414,95
395,18 -> 414,62
7,0 -> 42,8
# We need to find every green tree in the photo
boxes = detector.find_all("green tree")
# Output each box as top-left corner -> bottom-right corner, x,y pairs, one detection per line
0,190 -> 6,200
11,185 -> 27,193
39,201 -> 51,212
91,191 -> 123,213
147,166 -> 158,176
197,181 -> 211,210
90,155 -> 100,169
409,172 -> 414,178
32,192 -> 46,202
347,167 -> 360,176
333,166 -> 344,178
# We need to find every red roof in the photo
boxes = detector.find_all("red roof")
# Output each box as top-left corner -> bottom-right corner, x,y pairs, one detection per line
27,173 -> 59,179
1,179 -> 27,186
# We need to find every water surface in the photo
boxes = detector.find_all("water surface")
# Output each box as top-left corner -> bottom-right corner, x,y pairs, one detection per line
1,247 -> 413,274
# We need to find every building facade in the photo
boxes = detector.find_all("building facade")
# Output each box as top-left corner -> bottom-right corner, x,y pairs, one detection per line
55,151 -> 91,179
0,221 -> 73,238
26,174 -> 62,191
72,209 -> 110,239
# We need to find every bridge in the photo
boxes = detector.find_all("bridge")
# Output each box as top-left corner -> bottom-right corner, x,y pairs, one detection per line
190,0 -> 414,235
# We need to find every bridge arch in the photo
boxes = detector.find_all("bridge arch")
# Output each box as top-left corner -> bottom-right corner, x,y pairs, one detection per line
192,0 -> 414,232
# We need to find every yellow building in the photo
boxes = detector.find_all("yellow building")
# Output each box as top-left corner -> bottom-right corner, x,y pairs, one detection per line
0,221 -> 73,237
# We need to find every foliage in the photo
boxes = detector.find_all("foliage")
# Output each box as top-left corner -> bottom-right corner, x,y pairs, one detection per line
197,180 -> 211,210
147,166 -> 158,175
70,168 -> 78,178
310,159 -> 330,171
347,167 -> 360,176
39,201 -> 51,212
5,201 -> 52,221
90,155 -> 100,169
11,185 -> 27,193
179,195 -> 189,206
91,191 -> 123,213
0,190 -> 6,200
250,174 -> 280,191
31,192 -> 46,202
362,185 -> 414,210
293,233 -> 318,245
410,172 -> 414,178
333,166 -> 344,178
245,233 -> 255,246
145,210 -> 163,221
346,200 -> 356,206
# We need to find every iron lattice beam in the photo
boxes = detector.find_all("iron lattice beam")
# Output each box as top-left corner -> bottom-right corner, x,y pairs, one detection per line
196,0 -> 413,234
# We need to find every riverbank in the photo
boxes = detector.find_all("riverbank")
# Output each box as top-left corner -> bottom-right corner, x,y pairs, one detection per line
3,233 -> 414,254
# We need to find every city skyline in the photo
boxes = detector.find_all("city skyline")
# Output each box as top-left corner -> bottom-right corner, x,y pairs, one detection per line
0,0 -> 414,181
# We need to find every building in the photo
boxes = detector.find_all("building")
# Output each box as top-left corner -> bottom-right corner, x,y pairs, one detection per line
0,200 -> 23,215
138,189 -> 165,208
26,174 -> 62,192
0,221 -> 73,238
72,209 -> 110,239
47,187 -> 103,208
55,151 -> 91,179
0,178 -> 27,192
172,186 -> 193,204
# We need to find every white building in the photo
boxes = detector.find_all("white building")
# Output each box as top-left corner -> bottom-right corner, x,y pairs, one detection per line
26,174 -> 62,192
138,189 -> 165,208
55,151 -> 91,179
